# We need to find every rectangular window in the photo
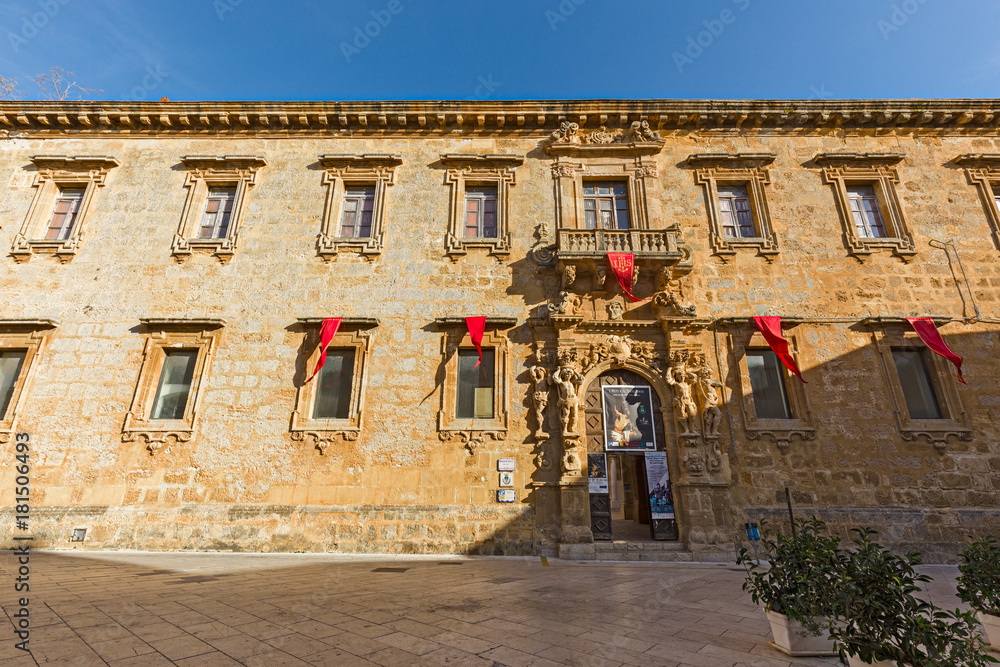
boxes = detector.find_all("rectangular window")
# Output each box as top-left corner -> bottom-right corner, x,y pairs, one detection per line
0,350 -> 26,418
464,186 -> 498,238
847,185 -> 888,238
45,188 -> 85,240
340,186 -> 375,238
312,348 -> 355,419
746,350 -> 792,419
718,185 -> 756,238
993,185 -> 1000,216
456,348 -> 494,419
199,187 -> 236,239
150,349 -> 198,420
892,349 -> 943,420
583,182 -> 629,230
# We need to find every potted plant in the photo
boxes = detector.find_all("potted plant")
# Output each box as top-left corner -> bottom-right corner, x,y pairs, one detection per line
737,517 -> 841,656
957,537 -> 1000,651
832,528 -> 997,667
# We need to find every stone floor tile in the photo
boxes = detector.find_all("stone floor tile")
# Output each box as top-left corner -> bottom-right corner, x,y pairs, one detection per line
148,633 -> 217,661
204,631 -> 274,659
264,632 -> 339,657
424,629 -> 497,654
536,644 -> 626,667
365,646 -> 436,667
233,618 -> 296,640
421,645 -> 496,665
108,652 -> 178,666
376,630 -> 444,655
173,652 -> 245,666
301,647 -> 379,666
87,635 -> 157,661
241,649 -> 313,666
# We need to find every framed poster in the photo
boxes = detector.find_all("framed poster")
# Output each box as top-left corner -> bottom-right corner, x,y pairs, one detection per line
587,453 -> 608,494
644,452 -> 674,519
602,385 -> 656,451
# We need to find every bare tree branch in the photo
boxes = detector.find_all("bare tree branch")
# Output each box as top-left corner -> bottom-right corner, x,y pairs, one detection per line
0,76 -> 25,100
30,67 -> 102,100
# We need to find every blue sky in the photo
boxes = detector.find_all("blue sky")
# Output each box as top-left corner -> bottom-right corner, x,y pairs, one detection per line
0,0 -> 998,101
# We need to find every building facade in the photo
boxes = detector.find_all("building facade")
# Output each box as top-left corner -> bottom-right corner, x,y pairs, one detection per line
0,100 -> 998,562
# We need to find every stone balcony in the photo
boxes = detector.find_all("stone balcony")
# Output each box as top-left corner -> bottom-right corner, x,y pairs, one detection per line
554,226 -> 694,282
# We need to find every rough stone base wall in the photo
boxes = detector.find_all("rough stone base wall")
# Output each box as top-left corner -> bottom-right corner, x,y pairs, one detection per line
736,505 -> 999,563
1,505 -> 537,556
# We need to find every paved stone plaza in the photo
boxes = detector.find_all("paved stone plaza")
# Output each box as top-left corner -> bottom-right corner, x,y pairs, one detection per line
0,550 -> 974,666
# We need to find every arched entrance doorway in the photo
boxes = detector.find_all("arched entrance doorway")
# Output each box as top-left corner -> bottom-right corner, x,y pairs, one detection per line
583,369 -> 679,541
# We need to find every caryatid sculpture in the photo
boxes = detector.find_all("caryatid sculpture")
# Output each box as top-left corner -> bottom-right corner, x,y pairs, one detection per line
694,359 -> 724,438
529,365 -> 550,438
552,365 -> 584,436
665,362 -> 699,435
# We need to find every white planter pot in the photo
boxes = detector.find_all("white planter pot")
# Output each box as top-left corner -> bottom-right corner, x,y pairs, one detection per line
764,609 -> 837,657
980,611 -> 1000,651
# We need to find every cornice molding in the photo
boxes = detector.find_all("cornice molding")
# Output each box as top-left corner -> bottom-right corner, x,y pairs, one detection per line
686,152 -> 776,166
813,152 -> 906,166
30,155 -> 120,170
439,153 -> 523,167
2,100 -> 1000,137
318,153 -> 402,168
180,155 -> 266,171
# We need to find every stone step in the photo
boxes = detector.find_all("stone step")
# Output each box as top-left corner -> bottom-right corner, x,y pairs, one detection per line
593,540 -> 688,551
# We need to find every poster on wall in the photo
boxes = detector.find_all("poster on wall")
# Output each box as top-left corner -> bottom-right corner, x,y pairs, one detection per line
644,452 -> 674,519
587,453 -> 609,494
602,385 -> 656,451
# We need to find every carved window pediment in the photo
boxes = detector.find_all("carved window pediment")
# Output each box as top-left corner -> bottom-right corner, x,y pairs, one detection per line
545,120 -> 665,157
869,323 -> 970,453
290,318 -> 377,454
726,325 -> 815,454
10,155 -> 120,263
0,319 -> 57,443
956,154 -> 1000,250
172,155 -> 265,264
816,155 -> 915,262
440,154 -> 521,258
690,154 -> 779,261
436,321 -> 512,444
316,154 -> 401,260
123,318 -> 224,454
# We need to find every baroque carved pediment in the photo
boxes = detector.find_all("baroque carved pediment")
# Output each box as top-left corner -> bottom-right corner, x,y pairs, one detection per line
545,120 -> 665,156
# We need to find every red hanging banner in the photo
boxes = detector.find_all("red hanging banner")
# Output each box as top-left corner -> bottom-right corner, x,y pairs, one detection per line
607,252 -> 641,302
753,316 -> 807,383
906,317 -> 966,385
465,316 -> 487,368
306,317 -> 342,383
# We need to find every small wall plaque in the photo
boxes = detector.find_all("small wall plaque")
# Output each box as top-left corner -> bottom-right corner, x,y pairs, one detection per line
499,471 -> 514,487
497,489 -> 516,503
497,458 -> 515,471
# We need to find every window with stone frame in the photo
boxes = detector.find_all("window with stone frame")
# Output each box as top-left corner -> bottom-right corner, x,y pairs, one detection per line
171,156 -> 265,264
10,156 -> 119,263
816,153 -> 915,261
122,319 -> 224,455
688,153 -> 779,261
955,154 -> 1000,251
441,154 -> 521,258
290,318 -> 376,454
726,324 -> 814,455
0,320 -> 55,444
869,321 -> 970,453
435,319 -> 513,444
317,154 -> 401,260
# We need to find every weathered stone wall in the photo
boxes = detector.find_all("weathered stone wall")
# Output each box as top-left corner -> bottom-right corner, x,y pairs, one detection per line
0,101 -> 997,561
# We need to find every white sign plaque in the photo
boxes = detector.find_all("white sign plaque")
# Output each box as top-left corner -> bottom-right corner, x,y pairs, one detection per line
497,458 -> 516,471
497,489 -> 516,503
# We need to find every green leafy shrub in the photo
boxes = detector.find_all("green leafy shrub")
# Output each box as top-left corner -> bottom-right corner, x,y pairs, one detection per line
831,528 -> 997,667
737,517 -> 843,636
957,536 -> 1000,617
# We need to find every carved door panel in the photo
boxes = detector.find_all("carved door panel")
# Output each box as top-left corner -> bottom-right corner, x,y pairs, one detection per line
589,493 -> 612,541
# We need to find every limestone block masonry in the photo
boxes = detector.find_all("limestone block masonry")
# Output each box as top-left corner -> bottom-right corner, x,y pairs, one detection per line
0,100 -> 998,562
